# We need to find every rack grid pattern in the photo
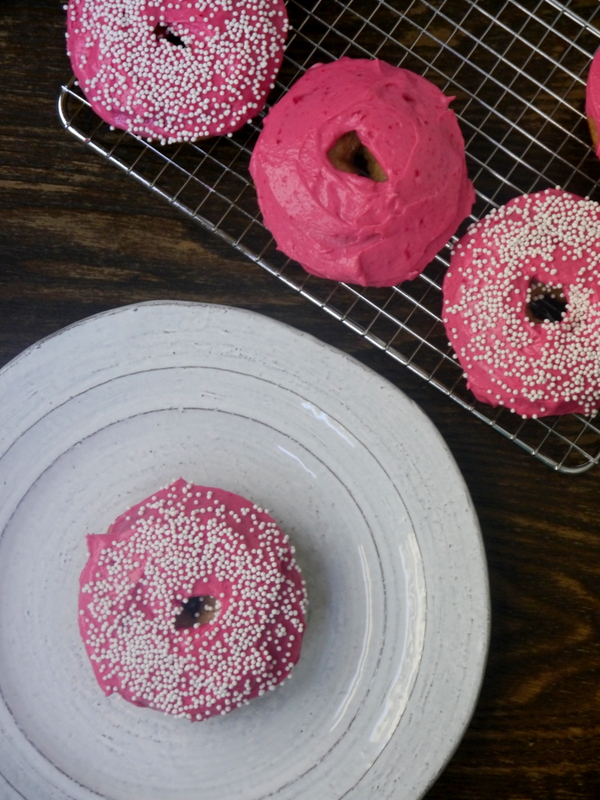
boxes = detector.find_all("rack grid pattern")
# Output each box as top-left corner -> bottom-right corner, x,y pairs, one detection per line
59,0 -> 600,473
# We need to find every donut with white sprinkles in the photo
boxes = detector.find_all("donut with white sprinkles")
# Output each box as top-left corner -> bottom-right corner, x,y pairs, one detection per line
442,189 -> 600,419
65,0 -> 289,143
79,478 -> 307,720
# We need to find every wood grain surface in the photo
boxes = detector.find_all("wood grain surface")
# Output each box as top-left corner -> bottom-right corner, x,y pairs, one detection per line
1,1 -> 599,798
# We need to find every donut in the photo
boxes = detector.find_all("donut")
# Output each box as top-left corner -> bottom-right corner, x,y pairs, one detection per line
78,478 -> 307,721
442,189 -> 600,418
65,0 -> 289,143
249,57 -> 475,287
586,47 -> 600,154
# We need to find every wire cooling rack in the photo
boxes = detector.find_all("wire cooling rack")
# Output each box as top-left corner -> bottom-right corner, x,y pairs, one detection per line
59,0 -> 600,473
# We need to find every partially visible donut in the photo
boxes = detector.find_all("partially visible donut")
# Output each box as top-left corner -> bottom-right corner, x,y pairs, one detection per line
586,47 -> 600,154
66,0 -> 289,143
79,478 -> 307,721
249,57 -> 475,287
442,189 -> 600,418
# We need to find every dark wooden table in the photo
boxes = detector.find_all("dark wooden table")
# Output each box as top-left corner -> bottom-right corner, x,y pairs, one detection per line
1,2 -> 599,798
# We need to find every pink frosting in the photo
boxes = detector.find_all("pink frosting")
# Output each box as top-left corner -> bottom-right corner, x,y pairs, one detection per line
66,0 -> 288,143
443,189 -> 600,418
249,57 -> 475,287
79,479 -> 307,721
586,47 -> 600,156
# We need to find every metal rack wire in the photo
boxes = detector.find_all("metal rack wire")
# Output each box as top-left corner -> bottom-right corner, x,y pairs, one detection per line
59,0 -> 600,473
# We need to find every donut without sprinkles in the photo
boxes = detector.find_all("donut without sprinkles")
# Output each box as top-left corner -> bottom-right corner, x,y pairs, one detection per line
79,478 -> 307,721
586,47 -> 600,156
66,0 -> 289,143
249,57 -> 475,287
442,189 -> 600,419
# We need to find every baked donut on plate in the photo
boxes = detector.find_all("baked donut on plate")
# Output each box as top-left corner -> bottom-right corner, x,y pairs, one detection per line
79,478 -> 307,721
443,189 -> 600,418
249,57 -> 475,287
66,0 -> 289,143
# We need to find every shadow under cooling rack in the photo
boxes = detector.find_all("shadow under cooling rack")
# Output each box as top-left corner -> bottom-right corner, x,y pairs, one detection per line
59,0 -> 600,473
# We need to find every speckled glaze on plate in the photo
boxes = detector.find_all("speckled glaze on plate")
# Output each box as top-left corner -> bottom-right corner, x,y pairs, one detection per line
0,301 -> 489,800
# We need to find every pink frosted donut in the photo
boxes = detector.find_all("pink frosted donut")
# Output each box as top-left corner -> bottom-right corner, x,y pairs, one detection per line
249,57 -> 475,287
66,0 -> 289,143
442,189 -> 600,419
79,478 -> 307,721
586,47 -> 600,154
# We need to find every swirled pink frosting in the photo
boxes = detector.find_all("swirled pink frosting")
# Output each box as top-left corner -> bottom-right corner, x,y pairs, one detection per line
66,0 -> 288,143
249,57 -> 475,287
79,478 -> 307,721
443,189 -> 600,419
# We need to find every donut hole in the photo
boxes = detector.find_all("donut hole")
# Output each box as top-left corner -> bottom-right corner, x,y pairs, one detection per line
175,595 -> 218,629
526,280 -> 568,323
154,23 -> 186,47
327,131 -> 388,182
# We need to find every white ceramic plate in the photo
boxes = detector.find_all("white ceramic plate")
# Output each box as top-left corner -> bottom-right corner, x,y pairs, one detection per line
0,302 -> 489,800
